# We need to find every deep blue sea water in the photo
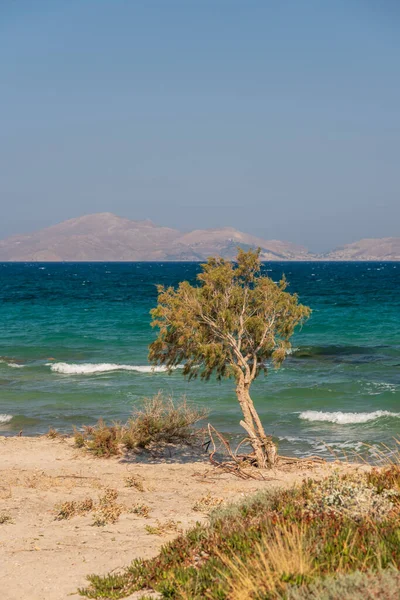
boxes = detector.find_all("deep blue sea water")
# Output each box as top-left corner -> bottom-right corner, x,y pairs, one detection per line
0,262 -> 399,459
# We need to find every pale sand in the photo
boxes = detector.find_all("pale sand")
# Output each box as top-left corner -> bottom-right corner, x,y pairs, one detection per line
0,436 -> 355,600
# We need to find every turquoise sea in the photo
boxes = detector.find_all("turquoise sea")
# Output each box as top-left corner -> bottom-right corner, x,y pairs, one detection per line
0,262 -> 399,459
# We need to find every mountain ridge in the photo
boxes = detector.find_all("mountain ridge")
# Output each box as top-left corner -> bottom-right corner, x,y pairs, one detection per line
0,213 -> 399,261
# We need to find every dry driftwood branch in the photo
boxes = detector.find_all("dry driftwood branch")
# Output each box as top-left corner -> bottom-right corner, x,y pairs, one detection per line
206,424 -> 266,481
205,425 -> 326,478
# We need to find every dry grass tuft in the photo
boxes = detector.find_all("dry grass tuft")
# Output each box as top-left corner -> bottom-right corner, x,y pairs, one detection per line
54,488 -> 123,526
98,487 -> 119,506
74,420 -> 123,457
125,474 -> 145,492
192,493 -> 224,513
45,427 -> 64,440
55,498 -> 94,520
123,393 -> 208,449
92,488 -> 123,526
130,503 -> 151,518
145,519 -> 181,536
219,522 -> 313,599
92,505 -> 122,527
0,512 -> 13,525
73,394 -> 207,458
0,485 -> 12,500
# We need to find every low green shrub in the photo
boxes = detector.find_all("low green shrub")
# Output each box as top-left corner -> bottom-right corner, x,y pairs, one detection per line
79,466 -> 400,599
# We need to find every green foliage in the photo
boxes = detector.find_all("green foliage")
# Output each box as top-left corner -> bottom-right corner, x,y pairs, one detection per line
149,248 -> 311,382
79,467 -> 400,599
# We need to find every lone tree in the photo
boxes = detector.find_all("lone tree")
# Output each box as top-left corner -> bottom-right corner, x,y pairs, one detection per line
149,249 -> 311,467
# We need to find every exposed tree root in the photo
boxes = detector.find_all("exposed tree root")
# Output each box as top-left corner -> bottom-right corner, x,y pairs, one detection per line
206,425 -> 266,480
205,425 -> 326,479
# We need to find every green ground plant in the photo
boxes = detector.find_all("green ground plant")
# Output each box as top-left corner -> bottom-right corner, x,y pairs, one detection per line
79,465 -> 400,599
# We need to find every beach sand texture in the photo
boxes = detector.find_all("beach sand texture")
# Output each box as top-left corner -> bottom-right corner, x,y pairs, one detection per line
0,436 -> 351,600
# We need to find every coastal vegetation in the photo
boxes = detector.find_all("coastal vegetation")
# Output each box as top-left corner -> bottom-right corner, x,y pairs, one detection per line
0,513 -> 13,525
80,463 -> 400,599
55,488 -> 124,526
73,394 -> 207,457
149,248 -> 310,467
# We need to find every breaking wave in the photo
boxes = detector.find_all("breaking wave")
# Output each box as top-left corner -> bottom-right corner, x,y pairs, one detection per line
299,410 -> 400,425
0,359 -> 24,368
48,362 -> 179,375
0,414 -> 13,424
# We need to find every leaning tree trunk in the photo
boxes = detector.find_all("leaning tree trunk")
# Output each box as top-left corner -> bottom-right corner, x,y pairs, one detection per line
236,377 -> 277,468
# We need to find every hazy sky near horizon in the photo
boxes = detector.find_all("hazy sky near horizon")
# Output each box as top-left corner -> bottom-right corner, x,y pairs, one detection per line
1,1 -> 399,252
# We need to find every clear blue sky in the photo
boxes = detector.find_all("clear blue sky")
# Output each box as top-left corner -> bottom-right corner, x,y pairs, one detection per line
1,0 -> 399,251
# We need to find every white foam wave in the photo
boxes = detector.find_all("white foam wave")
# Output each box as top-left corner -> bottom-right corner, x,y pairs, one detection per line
48,362 -> 178,375
299,410 -> 400,425
0,359 -> 24,369
365,382 -> 397,395
278,435 -> 310,443
0,414 -> 13,424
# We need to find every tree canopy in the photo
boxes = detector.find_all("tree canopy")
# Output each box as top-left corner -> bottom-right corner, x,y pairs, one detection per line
149,248 -> 311,467
149,248 -> 311,384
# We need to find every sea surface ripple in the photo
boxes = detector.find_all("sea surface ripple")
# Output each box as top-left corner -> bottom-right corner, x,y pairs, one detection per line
0,261 -> 399,459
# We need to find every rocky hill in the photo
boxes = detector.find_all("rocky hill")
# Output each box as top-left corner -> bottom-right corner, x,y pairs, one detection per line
0,214 -> 398,261
0,213 -> 312,261
323,238 -> 400,261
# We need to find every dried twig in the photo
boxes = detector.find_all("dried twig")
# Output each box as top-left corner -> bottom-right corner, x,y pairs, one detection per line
206,424 -> 266,480
205,424 -> 326,479
278,455 -> 326,464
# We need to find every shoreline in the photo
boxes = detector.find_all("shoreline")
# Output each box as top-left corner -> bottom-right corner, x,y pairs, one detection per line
0,436 -> 362,600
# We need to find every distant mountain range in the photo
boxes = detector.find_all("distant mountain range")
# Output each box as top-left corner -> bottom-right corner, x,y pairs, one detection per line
0,213 -> 399,261
320,238 -> 400,261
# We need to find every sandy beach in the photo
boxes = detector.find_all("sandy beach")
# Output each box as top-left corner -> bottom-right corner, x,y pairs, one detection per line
0,436 -> 352,600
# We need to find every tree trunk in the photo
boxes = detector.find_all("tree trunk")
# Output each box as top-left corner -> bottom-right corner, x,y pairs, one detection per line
235,377 -> 278,468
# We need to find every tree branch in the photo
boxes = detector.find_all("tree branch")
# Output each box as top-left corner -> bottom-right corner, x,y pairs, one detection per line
237,288 -> 248,353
